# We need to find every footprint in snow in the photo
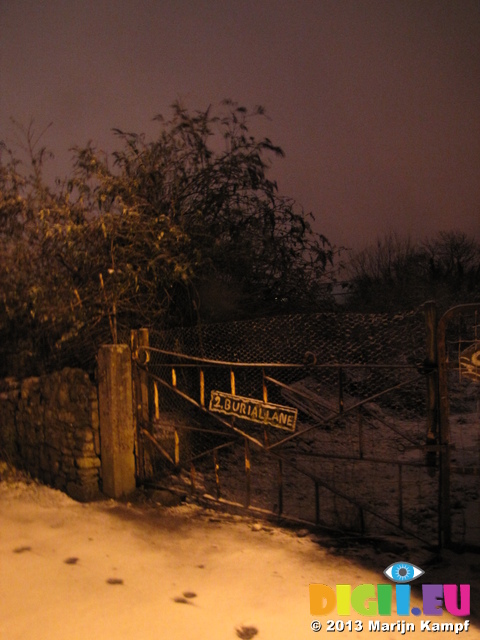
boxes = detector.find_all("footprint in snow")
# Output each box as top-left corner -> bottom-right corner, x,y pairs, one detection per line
236,626 -> 258,639
173,591 -> 197,604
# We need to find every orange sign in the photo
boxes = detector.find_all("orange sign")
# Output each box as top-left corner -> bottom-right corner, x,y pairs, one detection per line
209,390 -> 297,431
459,342 -> 480,383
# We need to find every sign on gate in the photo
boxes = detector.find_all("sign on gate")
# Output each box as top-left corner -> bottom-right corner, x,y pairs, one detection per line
459,342 -> 480,383
209,390 -> 298,431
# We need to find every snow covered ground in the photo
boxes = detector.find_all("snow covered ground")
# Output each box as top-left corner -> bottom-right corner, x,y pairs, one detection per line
1,466 -> 479,640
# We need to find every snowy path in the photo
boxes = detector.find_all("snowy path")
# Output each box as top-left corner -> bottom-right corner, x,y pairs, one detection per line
0,478 -> 478,639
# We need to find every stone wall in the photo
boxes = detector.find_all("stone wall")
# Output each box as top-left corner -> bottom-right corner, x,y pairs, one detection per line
0,368 -> 102,501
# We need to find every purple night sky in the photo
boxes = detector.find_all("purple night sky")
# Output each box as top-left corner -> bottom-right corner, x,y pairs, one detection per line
1,0 -> 479,249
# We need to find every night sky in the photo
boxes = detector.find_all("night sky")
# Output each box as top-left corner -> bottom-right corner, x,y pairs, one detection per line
1,0 -> 479,249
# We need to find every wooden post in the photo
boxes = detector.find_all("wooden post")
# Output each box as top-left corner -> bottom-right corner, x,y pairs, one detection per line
154,382 -> 159,420
138,327 -> 150,427
98,345 -> 136,498
199,369 -> 205,407
131,330 -> 141,478
262,370 -> 268,403
174,429 -> 180,467
131,328 -> 151,481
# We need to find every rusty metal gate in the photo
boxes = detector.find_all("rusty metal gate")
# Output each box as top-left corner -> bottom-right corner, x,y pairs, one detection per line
437,304 -> 480,550
130,308 -> 445,547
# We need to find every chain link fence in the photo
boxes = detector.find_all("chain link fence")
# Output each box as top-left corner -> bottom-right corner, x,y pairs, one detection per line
441,305 -> 480,548
140,308 -> 440,544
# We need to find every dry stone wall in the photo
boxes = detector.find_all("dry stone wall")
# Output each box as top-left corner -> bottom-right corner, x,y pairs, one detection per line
0,368 -> 102,501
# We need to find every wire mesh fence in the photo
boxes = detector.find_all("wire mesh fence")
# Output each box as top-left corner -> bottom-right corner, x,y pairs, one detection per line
136,308 -> 443,544
441,305 -> 480,548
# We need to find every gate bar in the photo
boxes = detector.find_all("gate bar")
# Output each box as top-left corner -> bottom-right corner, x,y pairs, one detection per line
269,448 -> 432,545
141,428 -> 174,465
199,369 -> 205,407
265,374 -> 422,450
148,370 -> 265,449
140,346 -> 420,369
174,430 -> 180,467
131,329 -> 151,480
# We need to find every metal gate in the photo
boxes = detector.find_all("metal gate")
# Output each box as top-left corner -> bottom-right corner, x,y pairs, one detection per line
131,309 -> 443,547
438,304 -> 480,550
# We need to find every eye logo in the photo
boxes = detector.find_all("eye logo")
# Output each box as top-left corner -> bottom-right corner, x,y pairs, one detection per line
310,560 -> 470,618
384,562 -> 424,583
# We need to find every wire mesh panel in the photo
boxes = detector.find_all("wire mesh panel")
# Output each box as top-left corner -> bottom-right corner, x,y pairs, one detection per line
441,305 -> 480,548
136,308 -> 437,544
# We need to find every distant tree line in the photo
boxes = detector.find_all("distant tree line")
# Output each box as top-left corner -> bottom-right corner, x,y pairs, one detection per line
344,231 -> 480,313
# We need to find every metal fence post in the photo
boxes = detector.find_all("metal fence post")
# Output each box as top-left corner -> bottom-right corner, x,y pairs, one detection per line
437,309 -> 451,549
435,303 -> 480,549
424,301 -> 438,446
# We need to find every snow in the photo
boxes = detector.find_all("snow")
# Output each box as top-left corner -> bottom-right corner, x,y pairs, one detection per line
1,468 -> 479,639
